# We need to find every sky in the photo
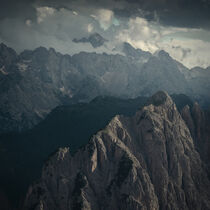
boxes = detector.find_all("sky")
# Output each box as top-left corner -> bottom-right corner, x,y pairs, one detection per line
0,0 -> 210,68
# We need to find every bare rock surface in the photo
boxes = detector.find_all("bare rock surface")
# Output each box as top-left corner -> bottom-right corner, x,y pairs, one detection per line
24,91 -> 210,210
181,102 -> 210,169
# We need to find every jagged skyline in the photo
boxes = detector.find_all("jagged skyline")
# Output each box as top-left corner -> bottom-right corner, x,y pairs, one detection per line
0,0 -> 210,68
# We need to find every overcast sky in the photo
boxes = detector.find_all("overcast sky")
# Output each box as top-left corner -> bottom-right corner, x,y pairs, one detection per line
0,0 -> 210,68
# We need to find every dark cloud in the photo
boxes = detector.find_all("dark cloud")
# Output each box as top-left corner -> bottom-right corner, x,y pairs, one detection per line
0,0 -> 37,20
122,0 -> 210,28
0,0 -> 210,68
0,0 -> 209,28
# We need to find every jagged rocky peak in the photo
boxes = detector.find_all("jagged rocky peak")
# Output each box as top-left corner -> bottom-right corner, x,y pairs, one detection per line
181,101 -> 210,165
0,43 -> 17,69
122,42 -> 151,60
0,43 -> 16,56
24,91 -> 210,210
154,49 -> 170,58
33,46 -> 49,58
19,46 -> 49,63
73,33 -> 108,48
122,42 -> 137,55
146,90 -> 173,106
153,50 -> 174,63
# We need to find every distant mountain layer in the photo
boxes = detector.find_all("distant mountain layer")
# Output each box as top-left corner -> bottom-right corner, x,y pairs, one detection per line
0,42 -> 210,133
24,92 -> 210,210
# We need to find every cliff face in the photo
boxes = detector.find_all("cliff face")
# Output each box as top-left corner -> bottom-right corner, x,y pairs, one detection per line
24,91 -> 210,210
181,103 -> 210,169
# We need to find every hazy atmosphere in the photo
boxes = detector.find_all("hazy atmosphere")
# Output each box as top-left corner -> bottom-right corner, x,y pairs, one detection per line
1,1 -> 210,210
1,0 -> 210,68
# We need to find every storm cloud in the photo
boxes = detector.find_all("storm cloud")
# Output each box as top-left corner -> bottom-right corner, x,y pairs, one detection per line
0,0 -> 210,68
1,0 -> 210,28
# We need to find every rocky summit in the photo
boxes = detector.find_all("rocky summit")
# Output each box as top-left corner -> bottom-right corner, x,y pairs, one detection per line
24,91 -> 210,210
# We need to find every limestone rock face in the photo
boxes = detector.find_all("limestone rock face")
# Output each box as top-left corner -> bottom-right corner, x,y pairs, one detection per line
181,102 -> 210,168
24,91 -> 210,210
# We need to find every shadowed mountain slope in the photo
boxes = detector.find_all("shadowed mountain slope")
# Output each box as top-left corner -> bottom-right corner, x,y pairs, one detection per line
24,91 -> 210,210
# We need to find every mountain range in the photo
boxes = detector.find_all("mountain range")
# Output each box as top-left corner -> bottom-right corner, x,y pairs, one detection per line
0,41 -> 210,134
1,35 -> 210,210
0,93 -> 208,209
23,91 -> 210,210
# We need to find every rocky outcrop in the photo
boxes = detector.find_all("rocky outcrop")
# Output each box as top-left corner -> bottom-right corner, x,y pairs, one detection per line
122,42 -> 152,61
24,91 -> 210,210
181,102 -> 210,168
0,95 -> 148,208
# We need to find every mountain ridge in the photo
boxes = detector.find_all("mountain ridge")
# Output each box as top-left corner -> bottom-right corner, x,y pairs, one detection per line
23,91 -> 210,210
0,42 -> 210,134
